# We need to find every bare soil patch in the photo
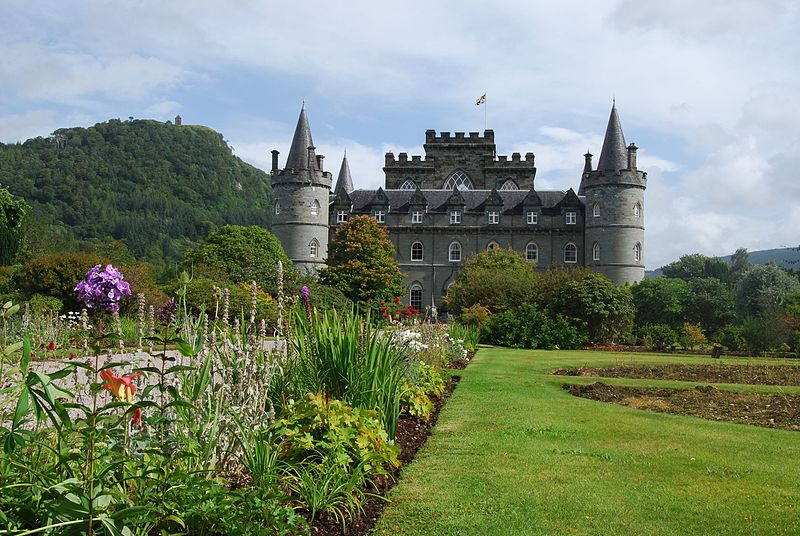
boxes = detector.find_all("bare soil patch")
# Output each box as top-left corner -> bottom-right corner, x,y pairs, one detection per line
553,363 -> 800,386
565,382 -> 800,432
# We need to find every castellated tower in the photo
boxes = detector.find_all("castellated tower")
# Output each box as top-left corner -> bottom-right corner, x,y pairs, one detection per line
270,106 -> 332,274
580,103 -> 647,284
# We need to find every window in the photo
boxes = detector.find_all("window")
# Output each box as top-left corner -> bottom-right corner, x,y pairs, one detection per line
409,284 -> 423,311
450,211 -> 461,224
592,242 -> 600,261
634,242 -> 642,263
311,199 -> 320,216
525,242 -> 538,262
564,243 -> 577,263
488,211 -> 499,224
412,210 -> 423,224
443,170 -> 473,191
499,179 -> 518,190
593,203 -> 600,217
526,211 -> 538,225
487,241 -> 500,252
374,210 -> 385,223
634,203 -> 641,218
309,239 -> 319,258
336,210 -> 347,223
274,201 -> 281,215
400,179 -> 417,190
411,241 -> 424,262
566,211 -> 576,225
449,242 -> 462,262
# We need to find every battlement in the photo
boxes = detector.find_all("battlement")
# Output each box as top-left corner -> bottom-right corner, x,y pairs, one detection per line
484,152 -> 535,167
384,151 -> 434,167
425,129 -> 495,144
271,168 -> 333,186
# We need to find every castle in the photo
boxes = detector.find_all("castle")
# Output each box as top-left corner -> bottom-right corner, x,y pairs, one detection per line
270,103 -> 647,311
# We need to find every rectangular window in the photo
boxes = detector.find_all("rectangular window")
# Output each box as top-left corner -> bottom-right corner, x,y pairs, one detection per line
336,210 -> 347,223
566,211 -> 576,225
450,211 -> 461,224
374,210 -> 385,223
412,210 -> 423,224
488,211 -> 499,225
526,211 -> 538,225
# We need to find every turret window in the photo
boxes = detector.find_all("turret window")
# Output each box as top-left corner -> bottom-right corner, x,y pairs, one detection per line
336,210 -> 347,223
374,210 -> 385,223
488,211 -> 499,225
311,199 -> 320,216
450,211 -> 461,224
593,203 -> 600,217
564,243 -> 577,264
634,242 -> 642,263
412,210 -> 423,224
592,242 -> 600,261
274,201 -> 281,215
634,203 -> 641,218
411,241 -> 424,262
499,179 -> 518,190
449,242 -> 462,262
309,239 -> 319,258
525,242 -> 538,262
444,170 -> 473,191
400,179 -> 417,190
526,211 -> 538,225
566,211 -> 576,225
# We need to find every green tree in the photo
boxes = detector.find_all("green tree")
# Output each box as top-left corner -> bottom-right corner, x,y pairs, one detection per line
684,277 -> 736,334
444,248 -> 538,314
680,322 -> 707,350
730,247 -> 752,284
183,225 -> 291,294
631,277 -> 690,330
319,215 -> 405,306
662,253 -> 731,284
0,186 -> 30,265
735,264 -> 800,317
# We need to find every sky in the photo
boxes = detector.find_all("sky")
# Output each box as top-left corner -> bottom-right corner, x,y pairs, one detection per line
1,0 -> 798,268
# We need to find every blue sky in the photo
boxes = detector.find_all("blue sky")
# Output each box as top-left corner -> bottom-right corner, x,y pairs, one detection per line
1,0 -> 798,268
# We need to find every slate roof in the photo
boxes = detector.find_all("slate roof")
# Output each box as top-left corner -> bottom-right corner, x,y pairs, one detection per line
343,189 -> 577,213
334,153 -> 354,194
285,105 -> 315,171
597,103 -> 627,172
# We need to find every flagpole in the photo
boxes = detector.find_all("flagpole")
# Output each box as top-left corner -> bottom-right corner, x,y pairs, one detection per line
484,92 -> 487,130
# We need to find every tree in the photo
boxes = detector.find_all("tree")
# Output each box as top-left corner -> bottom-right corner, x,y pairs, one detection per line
730,247 -> 752,284
319,215 -> 405,306
183,225 -> 291,294
0,186 -> 30,265
631,277 -> 690,330
684,277 -> 736,334
661,253 -> 731,284
735,264 -> 800,317
444,248 -> 538,314
680,322 -> 707,350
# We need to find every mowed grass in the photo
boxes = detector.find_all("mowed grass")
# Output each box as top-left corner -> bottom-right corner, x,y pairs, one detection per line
373,348 -> 800,535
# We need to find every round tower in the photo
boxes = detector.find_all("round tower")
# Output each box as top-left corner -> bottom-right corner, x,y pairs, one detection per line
582,103 -> 647,284
270,105 -> 332,274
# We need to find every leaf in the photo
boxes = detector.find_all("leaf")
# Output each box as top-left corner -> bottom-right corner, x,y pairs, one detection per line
175,340 -> 198,357
12,388 -> 30,429
165,400 -> 195,411
3,341 -> 23,356
20,332 -> 31,373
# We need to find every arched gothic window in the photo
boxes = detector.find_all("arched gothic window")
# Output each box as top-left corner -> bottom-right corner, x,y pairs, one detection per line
400,179 -> 417,190
449,241 -> 462,262
411,241 -> 424,262
525,242 -> 538,262
311,199 -> 320,216
487,241 -> 500,252
564,243 -> 577,264
274,201 -> 281,215
592,242 -> 600,261
409,283 -> 423,311
309,238 -> 319,258
634,242 -> 642,263
593,203 -> 600,217
443,170 -> 473,191
499,179 -> 518,190
633,203 -> 641,218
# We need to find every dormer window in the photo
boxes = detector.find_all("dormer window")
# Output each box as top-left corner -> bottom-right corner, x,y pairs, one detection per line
526,211 -> 538,225
412,210 -> 423,224
488,211 -> 499,225
374,210 -> 385,223
450,211 -> 461,224
499,179 -> 518,190
566,211 -> 576,225
336,210 -> 347,223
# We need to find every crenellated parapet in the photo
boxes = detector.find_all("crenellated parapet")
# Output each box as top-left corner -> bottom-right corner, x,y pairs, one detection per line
424,129 -> 495,145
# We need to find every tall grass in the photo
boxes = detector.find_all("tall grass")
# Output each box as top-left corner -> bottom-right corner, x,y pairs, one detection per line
449,322 -> 480,353
286,308 -> 411,438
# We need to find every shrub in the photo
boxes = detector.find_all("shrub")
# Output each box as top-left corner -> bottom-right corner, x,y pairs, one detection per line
482,303 -> 586,350
458,303 -> 491,330
174,276 -> 277,327
713,324 -> 746,351
638,323 -> 678,351
26,294 -> 63,316
14,252 -> 109,310
680,322 -> 707,350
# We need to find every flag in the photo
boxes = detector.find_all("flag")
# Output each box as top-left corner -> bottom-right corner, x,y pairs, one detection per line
475,94 -> 486,106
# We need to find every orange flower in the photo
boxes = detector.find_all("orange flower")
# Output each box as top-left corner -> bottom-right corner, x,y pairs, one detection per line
100,369 -> 142,403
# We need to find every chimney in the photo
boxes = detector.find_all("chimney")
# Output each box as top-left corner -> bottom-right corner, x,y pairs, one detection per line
583,151 -> 593,174
307,146 -> 316,170
271,150 -> 279,172
316,154 -> 324,170
626,143 -> 638,170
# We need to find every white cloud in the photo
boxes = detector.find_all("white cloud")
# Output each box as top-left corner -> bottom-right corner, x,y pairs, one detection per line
0,110 -> 59,142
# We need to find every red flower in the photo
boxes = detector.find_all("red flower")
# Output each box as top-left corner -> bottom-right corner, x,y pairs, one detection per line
48,342 -> 55,351
392,297 -> 401,303
131,407 -> 143,429
382,313 -> 389,318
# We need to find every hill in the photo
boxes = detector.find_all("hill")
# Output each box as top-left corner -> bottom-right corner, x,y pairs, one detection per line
0,118 -> 271,270
646,246 -> 800,278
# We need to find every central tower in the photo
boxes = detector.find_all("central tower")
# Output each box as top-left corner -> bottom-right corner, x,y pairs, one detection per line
270,105 -> 332,274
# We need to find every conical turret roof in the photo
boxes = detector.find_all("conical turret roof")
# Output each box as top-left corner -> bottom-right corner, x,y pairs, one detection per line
597,103 -> 627,172
285,105 -> 315,171
334,152 -> 354,194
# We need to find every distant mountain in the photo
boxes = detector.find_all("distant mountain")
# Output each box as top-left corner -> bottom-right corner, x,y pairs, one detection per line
0,119 -> 271,268
646,247 -> 800,278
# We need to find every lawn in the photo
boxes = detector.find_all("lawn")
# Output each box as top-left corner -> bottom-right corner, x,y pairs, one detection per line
373,348 -> 800,535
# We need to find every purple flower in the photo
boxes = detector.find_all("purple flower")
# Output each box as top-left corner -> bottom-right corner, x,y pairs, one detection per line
301,286 -> 310,304
74,264 -> 132,312
157,297 -> 178,326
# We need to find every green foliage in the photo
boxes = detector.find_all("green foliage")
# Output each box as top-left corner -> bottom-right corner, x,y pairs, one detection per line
0,186 -> 30,265
713,324 -> 746,351
0,119 -> 271,268
482,303 -> 587,350
680,322 -> 707,350
271,391 -> 400,476
735,264 -> 800,317
740,310 -> 793,355
175,276 -> 277,327
445,248 -> 537,313
183,225 -> 291,294
319,215 -> 405,306
448,323 -> 480,354
661,253 -> 731,284
552,272 -> 634,343
638,323 -> 679,351
683,277 -> 736,334
400,383 -> 434,420
457,303 -> 492,330
631,277 -> 690,330
287,458 -> 369,528
13,251 -> 109,310
27,293 -> 64,316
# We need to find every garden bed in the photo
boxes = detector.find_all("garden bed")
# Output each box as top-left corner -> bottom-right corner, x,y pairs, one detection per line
311,375 -> 461,535
553,363 -> 800,386
565,382 -> 800,431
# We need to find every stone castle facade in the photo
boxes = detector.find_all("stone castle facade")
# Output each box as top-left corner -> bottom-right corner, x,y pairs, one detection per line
270,104 -> 647,311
